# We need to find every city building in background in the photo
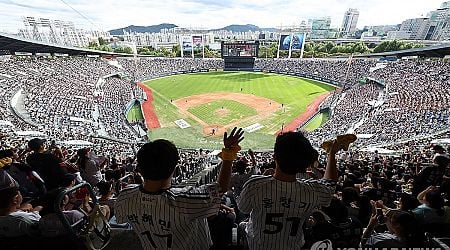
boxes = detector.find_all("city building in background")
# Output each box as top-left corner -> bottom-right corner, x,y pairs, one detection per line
429,1 -> 450,40
9,1 -> 450,51
309,17 -> 337,39
387,1 -> 450,40
341,8 -> 359,36
399,17 -> 431,40
363,25 -> 400,37
17,16 -> 110,47
121,28 -> 277,51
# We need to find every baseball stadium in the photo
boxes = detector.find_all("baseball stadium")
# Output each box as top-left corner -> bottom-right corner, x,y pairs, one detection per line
0,4 -> 450,249
135,72 -> 335,149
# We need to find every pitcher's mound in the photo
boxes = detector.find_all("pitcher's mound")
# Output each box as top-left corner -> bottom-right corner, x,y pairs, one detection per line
215,108 -> 230,117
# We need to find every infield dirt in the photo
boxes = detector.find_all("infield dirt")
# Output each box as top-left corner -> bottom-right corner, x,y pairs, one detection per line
174,92 -> 281,136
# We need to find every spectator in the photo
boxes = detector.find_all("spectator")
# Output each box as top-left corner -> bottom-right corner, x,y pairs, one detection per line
38,188 -> 86,237
208,203 -> 236,249
398,193 -> 420,211
48,140 -> 64,161
77,148 -> 103,187
361,209 -> 424,248
237,133 -> 356,249
230,157 -> 252,196
0,154 -> 17,187
115,127 -> 244,250
1,148 -> 46,198
413,154 -> 448,196
342,187 -> 360,218
0,185 -> 41,237
97,181 -> 116,218
26,138 -> 68,191
310,197 -> 363,248
413,186 -> 449,224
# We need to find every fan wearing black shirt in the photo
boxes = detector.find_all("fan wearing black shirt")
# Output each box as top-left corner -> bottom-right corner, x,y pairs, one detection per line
309,197 -> 363,248
26,138 -> 68,191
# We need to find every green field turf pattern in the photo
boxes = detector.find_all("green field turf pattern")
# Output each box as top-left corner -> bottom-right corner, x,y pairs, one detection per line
144,72 -> 334,149
187,100 -> 257,125
304,112 -> 330,132
126,103 -> 144,123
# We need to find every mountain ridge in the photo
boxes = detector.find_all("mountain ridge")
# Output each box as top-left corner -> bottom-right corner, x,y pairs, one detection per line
108,23 -> 278,35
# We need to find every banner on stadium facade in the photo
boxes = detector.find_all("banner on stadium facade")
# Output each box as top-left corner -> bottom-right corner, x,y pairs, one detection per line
278,34 -> 291,51
291,34 -> 305,50
277,33 -> 307,58
180,36 -> 192,57
191,35 -> 205,58
192,35 -> 203,51
181,36 -> 193,52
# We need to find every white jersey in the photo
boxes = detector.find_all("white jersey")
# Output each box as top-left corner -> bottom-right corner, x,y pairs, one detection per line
238,176 -> 336,250
230,173 -> 252,195
115,183 -> 221,250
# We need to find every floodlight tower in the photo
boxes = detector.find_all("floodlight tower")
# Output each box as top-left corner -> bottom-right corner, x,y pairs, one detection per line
39,18 -> 57,44
22,17 -> 41,41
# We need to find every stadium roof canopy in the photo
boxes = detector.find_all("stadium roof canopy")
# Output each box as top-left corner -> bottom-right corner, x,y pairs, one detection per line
355,42 -> 450,58
0,33 -> 131,56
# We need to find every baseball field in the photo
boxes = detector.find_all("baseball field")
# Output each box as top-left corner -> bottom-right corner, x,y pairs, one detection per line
141,71 -> 335,149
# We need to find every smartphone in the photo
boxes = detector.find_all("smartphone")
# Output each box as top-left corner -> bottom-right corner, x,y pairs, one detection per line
376,208 -> 385,224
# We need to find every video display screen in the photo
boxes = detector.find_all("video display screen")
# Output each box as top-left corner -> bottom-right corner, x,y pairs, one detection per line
221,42 -> 259,57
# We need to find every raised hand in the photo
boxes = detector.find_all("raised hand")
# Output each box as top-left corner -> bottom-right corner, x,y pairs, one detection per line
223,127 -> 244,149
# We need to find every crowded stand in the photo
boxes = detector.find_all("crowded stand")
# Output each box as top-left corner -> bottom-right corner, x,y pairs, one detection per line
0,57 -> 143,148
96,77 -> 138,142
307,82 -> 382,147
299,59 -> 450,149
254,58 -> 376,87
118,58 -> 224,81
355,60 -> 450,145
0,54 -> 449,249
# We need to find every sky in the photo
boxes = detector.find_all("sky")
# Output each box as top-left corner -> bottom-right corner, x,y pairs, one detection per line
0,0 -> 447,33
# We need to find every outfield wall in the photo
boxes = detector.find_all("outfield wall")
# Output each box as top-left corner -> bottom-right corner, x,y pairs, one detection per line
137,68 -> 339,88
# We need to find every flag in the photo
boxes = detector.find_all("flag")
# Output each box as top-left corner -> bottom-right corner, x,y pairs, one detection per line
180,36 -> 192,58
277,34 -> 291,58
192,35 -> 203,58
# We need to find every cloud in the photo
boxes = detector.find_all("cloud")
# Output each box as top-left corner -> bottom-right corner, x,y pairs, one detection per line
0,0 -> 446,32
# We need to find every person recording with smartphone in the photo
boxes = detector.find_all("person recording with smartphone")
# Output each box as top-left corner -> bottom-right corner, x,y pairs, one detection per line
360,202 -> 424,248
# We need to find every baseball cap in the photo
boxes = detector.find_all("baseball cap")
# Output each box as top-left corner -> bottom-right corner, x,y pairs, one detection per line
28,138 -> 46,151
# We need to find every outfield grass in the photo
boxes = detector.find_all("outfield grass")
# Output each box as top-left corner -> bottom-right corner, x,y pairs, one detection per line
144,72 -> 334,149
304,112 -> 330,132
188,100 -> 258,125
126,102 -> 144,123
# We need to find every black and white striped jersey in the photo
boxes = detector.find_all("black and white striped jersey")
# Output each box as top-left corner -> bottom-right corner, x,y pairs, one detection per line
238,176 -> 336,250
115,183 -> 221,250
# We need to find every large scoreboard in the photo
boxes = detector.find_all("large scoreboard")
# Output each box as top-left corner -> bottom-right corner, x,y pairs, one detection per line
221,41 -> 259,58
221,41 -> 259,70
